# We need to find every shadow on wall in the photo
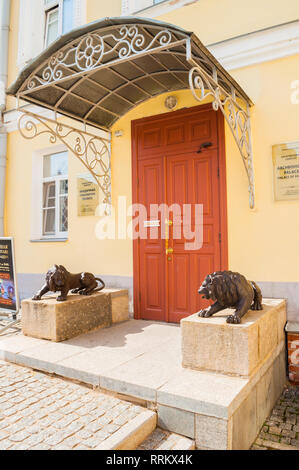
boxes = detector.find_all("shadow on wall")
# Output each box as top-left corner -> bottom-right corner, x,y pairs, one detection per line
258,281 -> 298,323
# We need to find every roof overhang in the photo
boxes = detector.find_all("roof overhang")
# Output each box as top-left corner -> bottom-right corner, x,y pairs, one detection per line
7,17 -> 255,208
7,17 -> 252,131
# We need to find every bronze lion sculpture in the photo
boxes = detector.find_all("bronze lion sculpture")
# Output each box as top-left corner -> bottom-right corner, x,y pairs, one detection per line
32,265 -> 105,302
197,271 -> 262,324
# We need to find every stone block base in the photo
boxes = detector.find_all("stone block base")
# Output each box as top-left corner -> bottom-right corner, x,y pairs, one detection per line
181,299 -> 286,377
156,298 -> 288,449
157,342 -> 286,449
21,288 -> 129,342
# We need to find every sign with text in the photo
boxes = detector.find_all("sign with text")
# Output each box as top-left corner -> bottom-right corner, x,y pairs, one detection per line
77,174 -> 99,216
273,141 -> 299,201
0,238 -> 18,312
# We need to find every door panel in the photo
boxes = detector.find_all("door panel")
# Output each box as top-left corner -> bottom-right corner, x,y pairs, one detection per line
132,105 -> 227,323
138,158 -> 166,321
166,150 -> 221,322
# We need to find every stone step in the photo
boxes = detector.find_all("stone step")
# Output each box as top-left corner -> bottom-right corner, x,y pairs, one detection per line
97,409 -> 157,450
138,428 -> 195,450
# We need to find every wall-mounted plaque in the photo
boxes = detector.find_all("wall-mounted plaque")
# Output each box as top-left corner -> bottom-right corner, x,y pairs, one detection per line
272,141 -> 299,201
0,238 -> 19,313
77,174 -> 99,216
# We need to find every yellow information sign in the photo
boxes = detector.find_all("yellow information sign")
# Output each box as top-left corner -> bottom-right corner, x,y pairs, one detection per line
272,141 -> 299,201
77,174 -> 99,216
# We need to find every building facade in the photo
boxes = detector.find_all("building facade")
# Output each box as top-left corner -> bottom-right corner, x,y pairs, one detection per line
1,0 -> 299,340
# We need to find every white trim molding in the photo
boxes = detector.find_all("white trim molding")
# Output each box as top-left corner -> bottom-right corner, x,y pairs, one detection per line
208,21 -> 299,71
122,0 -> 194,18
3,104 -> 56,133
17,0 -> 45,70
73,0 -> 86,28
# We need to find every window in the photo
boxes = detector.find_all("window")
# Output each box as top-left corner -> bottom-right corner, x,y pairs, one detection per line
42,152 -> 68,238
44,0 -> 74,48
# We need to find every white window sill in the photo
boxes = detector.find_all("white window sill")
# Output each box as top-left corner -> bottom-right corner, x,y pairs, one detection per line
30,238 -> 68,243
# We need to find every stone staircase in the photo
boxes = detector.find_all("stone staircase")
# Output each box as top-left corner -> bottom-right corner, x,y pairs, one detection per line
97,407 -> 195,450
100,410 -> 195,450
138,428 -> 195,451
0,359 -> 195,451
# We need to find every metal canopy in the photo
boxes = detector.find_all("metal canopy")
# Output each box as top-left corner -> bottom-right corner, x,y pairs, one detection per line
7,17 -> 255,208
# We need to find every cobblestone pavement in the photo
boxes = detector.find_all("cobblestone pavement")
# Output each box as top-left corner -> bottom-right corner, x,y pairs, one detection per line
251,385 -> 299,450
0,360 -> 145,450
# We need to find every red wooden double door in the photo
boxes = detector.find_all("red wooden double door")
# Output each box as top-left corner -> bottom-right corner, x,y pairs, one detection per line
132,104 -> 227,323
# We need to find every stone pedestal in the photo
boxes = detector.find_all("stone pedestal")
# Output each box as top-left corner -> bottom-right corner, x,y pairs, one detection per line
181,299 -> 286,377
180,299 -> 287,449
21,288 -> 129,342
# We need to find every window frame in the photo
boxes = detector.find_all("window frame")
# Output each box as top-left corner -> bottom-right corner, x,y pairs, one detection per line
42,172 -> 68,239
44,0 -> 63,48
42,151 -> 69,239
31,145 -> 69,242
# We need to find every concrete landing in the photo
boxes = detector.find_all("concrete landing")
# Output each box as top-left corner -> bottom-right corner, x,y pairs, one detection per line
0,299 -> 287,449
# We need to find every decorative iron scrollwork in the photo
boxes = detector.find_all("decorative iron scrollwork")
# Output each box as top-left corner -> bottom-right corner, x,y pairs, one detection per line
18,110 -> 111,211
23,26 -> 174,93
189,65 -> 255,209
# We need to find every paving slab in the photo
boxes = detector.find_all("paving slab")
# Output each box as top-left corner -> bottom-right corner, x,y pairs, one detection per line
0,320 -> 181,391
100,339 -> 182,401
157,367 -> 248,419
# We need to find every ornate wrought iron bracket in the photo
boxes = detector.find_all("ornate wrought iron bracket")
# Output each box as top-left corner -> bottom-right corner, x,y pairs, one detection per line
18,110 -> 111,212
186,47 -> 255,208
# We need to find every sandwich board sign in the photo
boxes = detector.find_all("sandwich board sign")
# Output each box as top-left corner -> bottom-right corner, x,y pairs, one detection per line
0,238 -> 19,315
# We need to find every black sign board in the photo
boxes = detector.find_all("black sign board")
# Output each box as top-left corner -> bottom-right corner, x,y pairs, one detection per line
0,238 -> 19,312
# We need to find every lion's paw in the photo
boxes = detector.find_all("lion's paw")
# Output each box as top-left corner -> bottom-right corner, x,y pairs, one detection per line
198,308 -> 212,318
32,295 -> 41,301
226,314 -> 241,324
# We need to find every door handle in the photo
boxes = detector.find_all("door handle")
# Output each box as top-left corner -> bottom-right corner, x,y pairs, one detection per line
197,142 -> 212,153
165,219 -> 173,256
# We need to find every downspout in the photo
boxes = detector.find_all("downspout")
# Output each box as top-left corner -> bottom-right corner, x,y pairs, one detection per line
0,0 -> 11,236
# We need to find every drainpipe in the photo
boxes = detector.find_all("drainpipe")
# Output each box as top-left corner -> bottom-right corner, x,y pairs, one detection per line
0,0 -> 11,236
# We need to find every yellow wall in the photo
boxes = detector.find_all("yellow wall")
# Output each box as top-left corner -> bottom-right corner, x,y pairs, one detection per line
228,55 -> 299,282
86,0 -> 122,23
4,0 -> 299,284
157,0 -> 299,44
85,0 -> 299,44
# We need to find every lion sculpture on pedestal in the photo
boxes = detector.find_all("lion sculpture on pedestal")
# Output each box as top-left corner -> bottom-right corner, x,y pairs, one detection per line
197,270 -> 263,324
32,265 -> 105,302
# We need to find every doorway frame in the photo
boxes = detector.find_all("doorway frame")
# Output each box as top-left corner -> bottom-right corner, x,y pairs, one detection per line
131,103 -> 228,320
